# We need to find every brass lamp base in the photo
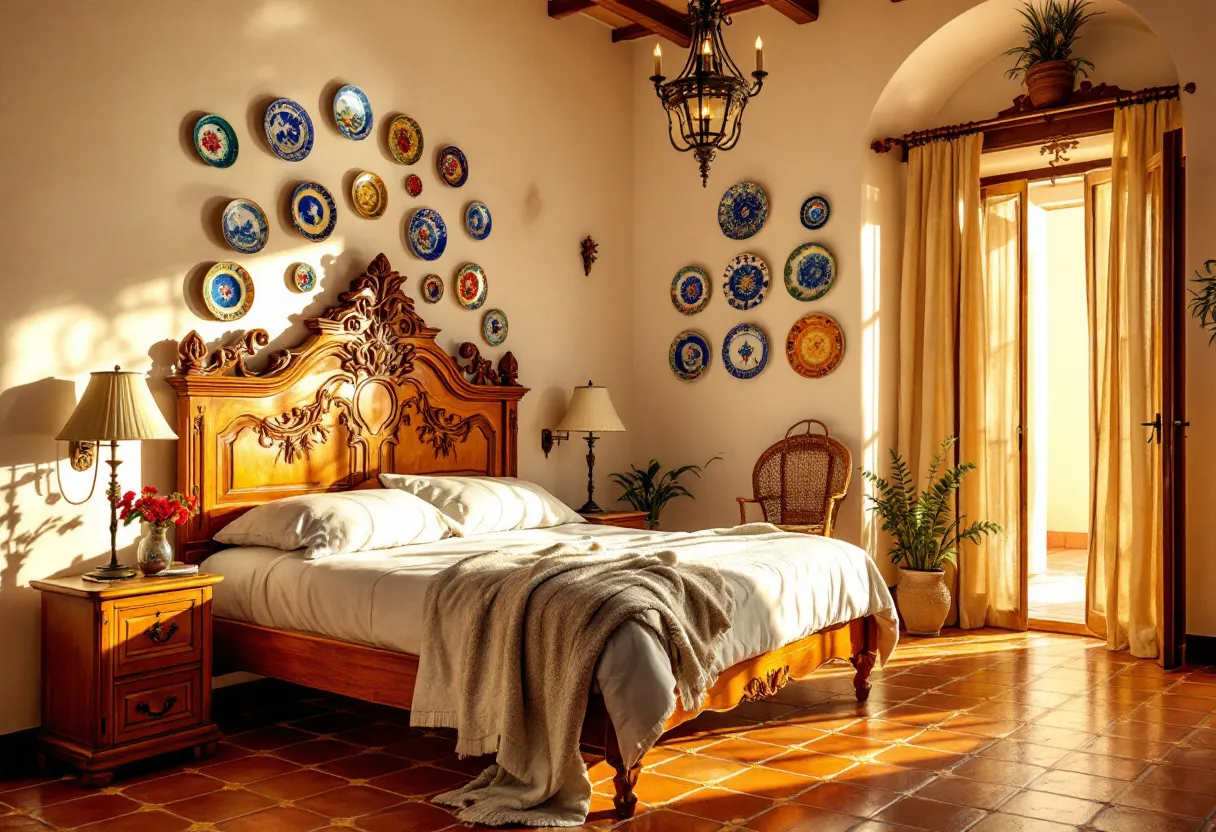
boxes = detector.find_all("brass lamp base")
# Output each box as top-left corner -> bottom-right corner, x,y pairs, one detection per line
87,563 -> 137,581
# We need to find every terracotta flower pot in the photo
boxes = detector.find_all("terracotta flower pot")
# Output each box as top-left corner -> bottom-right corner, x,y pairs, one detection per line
898,567 -> 951,636
1025,60 -> 1076,109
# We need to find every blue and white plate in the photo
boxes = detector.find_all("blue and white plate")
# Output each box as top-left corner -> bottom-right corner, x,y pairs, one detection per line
193,114 -> 238,168
669,330 -> 712,382
409,208 -> 448,261
221,199 -> 269,254
263,98 -> 314,162
333,85 -> 372,141
482,308 -> 508,346
454,263 -> 488,310
290,182 -> 337,242
421,274 -> 444,304
718,181 -> 768,240
785,243 -> 836,302
722,253 -> 770,311
801,195 -> 831,230
671,266 -> 711,315
465,202 -> 492,240
203,262 -> 254,322
437,145 -> 469,187
722,323 -> 769,380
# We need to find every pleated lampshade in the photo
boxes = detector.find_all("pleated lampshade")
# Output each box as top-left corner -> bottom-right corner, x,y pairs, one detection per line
56,368 -> 178,442
556,382 -> 626,434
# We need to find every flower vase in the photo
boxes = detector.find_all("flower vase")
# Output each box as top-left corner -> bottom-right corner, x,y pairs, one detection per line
137,525 -> 172,576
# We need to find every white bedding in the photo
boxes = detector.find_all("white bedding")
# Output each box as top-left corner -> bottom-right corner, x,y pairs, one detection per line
203,522 -> 898,767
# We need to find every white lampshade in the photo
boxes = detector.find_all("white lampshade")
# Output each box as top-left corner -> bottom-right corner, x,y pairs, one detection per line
556,382 -> 626,434
56,368 -> 178,442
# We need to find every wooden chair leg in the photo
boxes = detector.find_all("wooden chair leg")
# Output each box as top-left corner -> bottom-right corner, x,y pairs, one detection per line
851,651 -> 876,702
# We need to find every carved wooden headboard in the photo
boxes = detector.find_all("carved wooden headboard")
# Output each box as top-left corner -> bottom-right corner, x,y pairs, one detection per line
167,253 -> 527,563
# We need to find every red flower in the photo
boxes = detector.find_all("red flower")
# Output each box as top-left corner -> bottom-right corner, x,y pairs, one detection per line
112,486 -> 200,529
200,129 -> 223,154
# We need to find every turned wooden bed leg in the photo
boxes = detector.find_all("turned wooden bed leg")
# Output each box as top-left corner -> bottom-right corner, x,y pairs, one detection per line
604,708 -> 642,819
851,651 -> 876,702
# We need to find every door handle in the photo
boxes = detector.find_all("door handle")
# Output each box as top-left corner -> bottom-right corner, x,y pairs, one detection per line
1016,424 -> 1024,452
1142,414 -> 1162,444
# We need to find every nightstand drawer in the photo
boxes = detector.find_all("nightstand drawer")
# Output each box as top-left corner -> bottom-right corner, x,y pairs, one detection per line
112,589 -> 203,676
111,667 -> 202,745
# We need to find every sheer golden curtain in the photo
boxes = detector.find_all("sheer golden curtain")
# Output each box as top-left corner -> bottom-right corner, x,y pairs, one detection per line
898,134 -> 982,624
1087,99 -> 1180,658
958,184 -> 1026,630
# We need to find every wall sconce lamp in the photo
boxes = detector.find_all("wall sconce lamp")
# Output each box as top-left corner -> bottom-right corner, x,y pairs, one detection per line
541,380 -> 626,514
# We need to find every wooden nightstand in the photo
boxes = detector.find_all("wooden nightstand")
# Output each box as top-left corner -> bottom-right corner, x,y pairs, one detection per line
580,511 -> 650,529
31,572 -> 224,786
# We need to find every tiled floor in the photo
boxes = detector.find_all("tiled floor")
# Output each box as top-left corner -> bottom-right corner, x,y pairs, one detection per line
1029,548 -> 1089,625
5,629 -> 1216,831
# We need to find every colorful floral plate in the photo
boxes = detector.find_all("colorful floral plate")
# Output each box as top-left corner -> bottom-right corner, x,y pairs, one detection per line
669,330 -> 712,382
406,174 -> 423,197
722,323 -> 769,380
389,115 -> 424,165
221,199 -> 269,254
787,313 -> 845,378
421,273 -> 444,304
718,181 -> 768,240
482,308 -> 508,346
408,208 -> 448,261
203,262 -> 254,322
784,243 -> 836,302
193,114 -> 238,168
333,85 -> 372,141
437,145 -> 469,187
454,263 -> 488,310
292,263 -> 316,292
722,253 -> 770,311
801,195 -> 831,230
290,182 -> 337,241
351,171 -> 388,219
670,266 -> 711,315
263,98 -> 314,162
465,201 -> 492,240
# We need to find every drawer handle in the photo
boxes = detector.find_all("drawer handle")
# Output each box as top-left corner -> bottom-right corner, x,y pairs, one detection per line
135,696 -> 178,719
145,620 -> 178,644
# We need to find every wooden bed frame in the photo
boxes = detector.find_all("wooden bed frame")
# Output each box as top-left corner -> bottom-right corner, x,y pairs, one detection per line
168,253 -> 878,818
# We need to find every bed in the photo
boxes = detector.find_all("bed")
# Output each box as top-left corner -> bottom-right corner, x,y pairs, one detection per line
167,253 -> 894,819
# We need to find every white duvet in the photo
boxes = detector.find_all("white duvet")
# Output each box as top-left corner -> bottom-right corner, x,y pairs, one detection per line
204,522 -> 898,767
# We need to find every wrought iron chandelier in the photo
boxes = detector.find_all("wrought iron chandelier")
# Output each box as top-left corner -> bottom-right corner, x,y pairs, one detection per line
650,0 -> 767,187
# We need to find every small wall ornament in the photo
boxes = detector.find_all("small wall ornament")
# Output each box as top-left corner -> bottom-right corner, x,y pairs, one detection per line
581,236 -> 599,277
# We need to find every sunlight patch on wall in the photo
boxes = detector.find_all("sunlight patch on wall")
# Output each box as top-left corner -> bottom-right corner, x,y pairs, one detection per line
860,211 -> 882,559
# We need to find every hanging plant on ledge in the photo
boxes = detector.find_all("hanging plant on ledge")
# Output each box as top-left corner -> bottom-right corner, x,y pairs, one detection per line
1005,0 -> 1102,109
1189,260 -> 1216,344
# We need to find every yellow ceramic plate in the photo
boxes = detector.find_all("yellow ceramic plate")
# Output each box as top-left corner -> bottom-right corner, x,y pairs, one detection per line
388,115 -> 424,165
786,313 -> 845,378
351,171 -> 387,219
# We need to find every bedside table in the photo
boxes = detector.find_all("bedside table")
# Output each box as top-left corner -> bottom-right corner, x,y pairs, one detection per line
31,572 -> 224,786
579,511 -> 650,529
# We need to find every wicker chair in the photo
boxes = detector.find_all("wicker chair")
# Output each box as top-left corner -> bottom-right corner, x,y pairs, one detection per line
736,420 -> 852,537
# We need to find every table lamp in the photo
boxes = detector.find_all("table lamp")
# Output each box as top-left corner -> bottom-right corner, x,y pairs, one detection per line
56,367 -> 178,580
541,381 -> 626,514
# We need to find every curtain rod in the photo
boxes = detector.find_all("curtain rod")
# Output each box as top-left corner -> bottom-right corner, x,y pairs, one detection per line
871,82 -> 1196,155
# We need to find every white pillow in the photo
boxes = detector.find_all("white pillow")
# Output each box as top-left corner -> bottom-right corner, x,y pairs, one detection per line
214,489 -> 461,559
378,475 -> 581,536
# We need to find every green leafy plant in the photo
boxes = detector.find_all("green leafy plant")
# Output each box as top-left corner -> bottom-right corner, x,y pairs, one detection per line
1188,260 -> 1216,345
1005,0 -> 1101,80
861,437 -> 1001,572
610,457 -> 720,529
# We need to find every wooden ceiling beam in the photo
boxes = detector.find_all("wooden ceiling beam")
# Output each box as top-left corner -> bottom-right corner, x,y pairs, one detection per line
611,0 -> 765,43
548,0 -> 595,18
762,0 -> 818,23
589,0 -> 691,47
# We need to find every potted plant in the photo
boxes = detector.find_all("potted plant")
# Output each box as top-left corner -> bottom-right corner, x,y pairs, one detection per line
1188,260 -> 1216,343
114,486 -> 200,575
861,438 -> 1001,636
1005,0 -> 1101,109
610,456 -> 719,529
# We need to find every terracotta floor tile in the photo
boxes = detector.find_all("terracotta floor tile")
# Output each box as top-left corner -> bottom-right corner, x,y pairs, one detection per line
275,739 -> 362,765
764,749 -> 856,779
226,726 -> 317,751
801,732 -> 890,760
1171,682 -> 1216,699
739,722 -> 826,748
833,762 -> 935,793
653,753 -> 748,784
670,786 -> 774,823
214,804 -> 330,832
876,704 -> 944,728
719,766 -> 817,800
1089,806 -> 1203,832
978,740 -> 1069,767
839,719 -> 925,743
0,779 -> 93,810
1026,768 -> 1126,802
937,713 -> 1024,738
1009,724 -> 1096,751
872,795 -> 987,831
1083,735 -> 1174,762
356,800 -> 460,832
1165,746 -> 1216,769
1113,782 -> 1216,818
1129,706 -> 1208,727
1052,750 -> 1147,781
0,816 -> 55,832
910,728 -> 995,755
999,790 -> 1102,825
731,699 -> 804,722
910,693 -> 988,712
968,811 -> 1081,831
245,768 -> 347,800
329,723 -> 424,748
294,783 -> 403,818
368,765 -> 467,797
872,743 -> 966,772
1102,720 -> 1192,743
616,808 -> 722,831
745,802 -> 859,832
794,781 -> 899,817
74,808 -> 193,832
630,772 -> 702,806
1146,694 -> 1216,714
310,752 -> 406,780
915,775 -> 1017,809
950,756 -> 1045,787
32,794 -> 141,828
1140,764 -> 1216,794
699,738 -> 786,765
781,701 -> 873,731
164,785 -> 276,822
203,754 -> 300,784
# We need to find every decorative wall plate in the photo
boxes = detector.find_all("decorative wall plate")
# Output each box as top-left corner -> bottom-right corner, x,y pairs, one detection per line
333,85 -> 372,141
669,330 -> 712,382
722,323 -> 769,380
722,253 -> 770,311
408,208 -> 448,261
292,263 -> 316,292
482,308 -> 508,346
718,181 -> 769,240
421,273 -> 444,304
671,266 -> 711,315
290,182 -> 337,241
437,145 -> 469,187
193,115 -> 238,168
465,201 -> 492,240
784,243 -> 836,302
454,263 -> 488,310
203,262 -> 254,321
406,174 -> 423,197
263,98 -> 314,162
351,171 -> 388,219
801,195 -> 831,230
221,199 -> 269,254
787,313 -> 845,378
389,115 -> 424,164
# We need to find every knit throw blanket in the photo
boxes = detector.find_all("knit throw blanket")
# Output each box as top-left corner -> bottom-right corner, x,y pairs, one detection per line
409,541 -> 737,827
